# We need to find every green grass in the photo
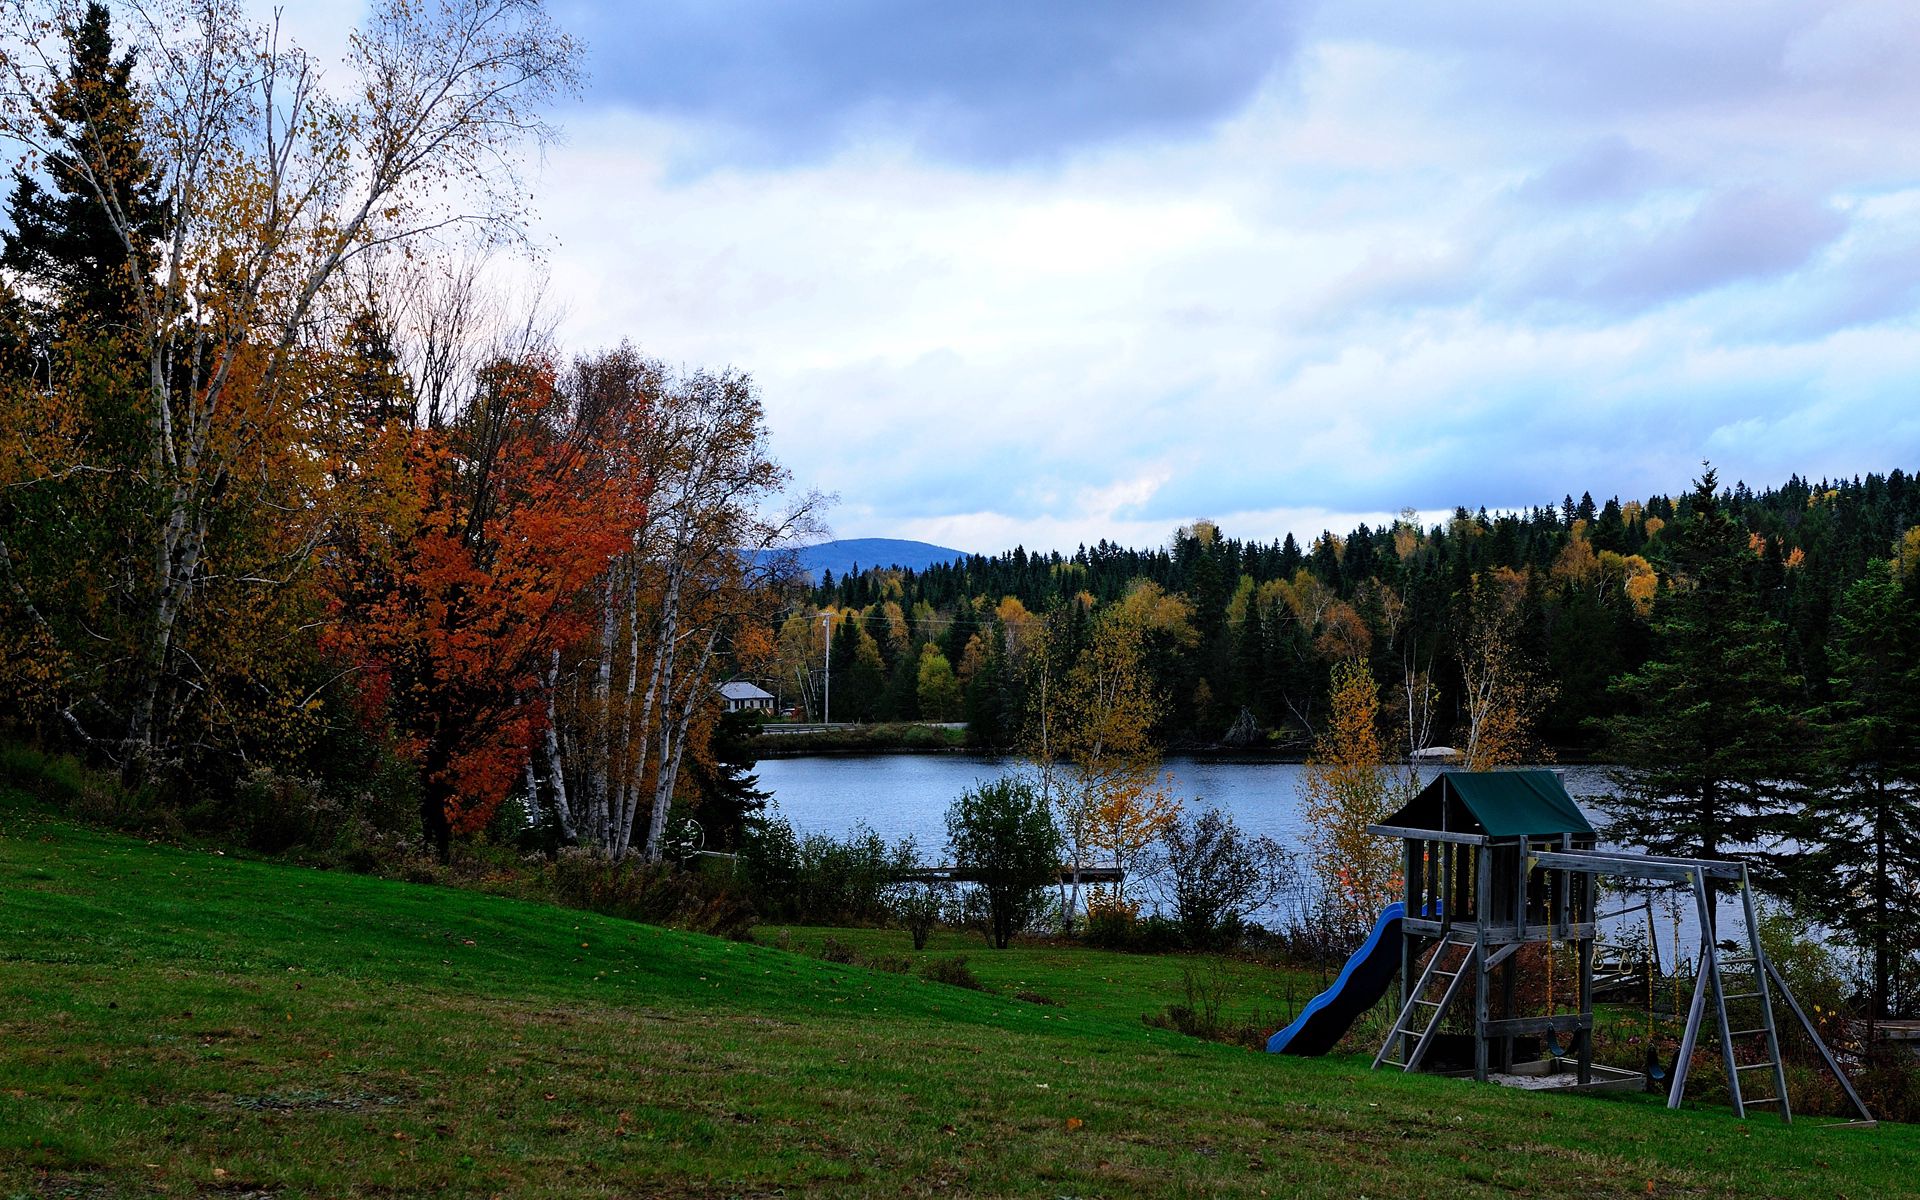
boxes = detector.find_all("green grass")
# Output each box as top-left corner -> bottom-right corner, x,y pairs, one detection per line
2,800 -> 1913,1198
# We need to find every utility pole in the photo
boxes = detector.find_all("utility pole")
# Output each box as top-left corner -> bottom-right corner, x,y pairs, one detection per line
820,612 -> 834,726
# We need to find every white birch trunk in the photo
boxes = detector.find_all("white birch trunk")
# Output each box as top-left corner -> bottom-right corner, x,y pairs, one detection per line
544,650 -> 577,843
645,628 -> 719,860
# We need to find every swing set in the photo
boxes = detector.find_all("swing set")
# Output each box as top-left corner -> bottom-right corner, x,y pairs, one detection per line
1368,770 -> 1874,1125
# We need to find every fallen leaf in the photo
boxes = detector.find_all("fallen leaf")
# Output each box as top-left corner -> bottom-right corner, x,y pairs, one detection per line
1066,1118 -> 1084,1131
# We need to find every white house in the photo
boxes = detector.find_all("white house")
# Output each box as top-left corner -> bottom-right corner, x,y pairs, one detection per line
718,680 -> 776,713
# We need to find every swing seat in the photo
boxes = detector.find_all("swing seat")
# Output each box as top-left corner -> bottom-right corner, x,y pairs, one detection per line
1644,1044 -> 1668,1082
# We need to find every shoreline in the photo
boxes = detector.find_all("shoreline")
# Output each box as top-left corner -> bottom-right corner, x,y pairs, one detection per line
754,728 -> 1605,765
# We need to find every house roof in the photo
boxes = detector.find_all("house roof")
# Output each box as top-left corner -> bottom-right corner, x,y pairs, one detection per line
1381,769 -> 1594,839
718,681 -> 774,701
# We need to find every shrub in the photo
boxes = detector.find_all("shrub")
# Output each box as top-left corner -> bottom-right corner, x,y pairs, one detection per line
544,850 -> 755,940
1146,806 -> 1295,950
922,955 -> 987,991
1082,905 -> 1184,952
737,817 -> 914,925
889,879 -> 948,950
945,776 -> 1060,949
0,743 -> 94,807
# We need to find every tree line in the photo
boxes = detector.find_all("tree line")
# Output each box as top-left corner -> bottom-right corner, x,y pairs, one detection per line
0,2 -> 809,862
785,470 -> 1917,753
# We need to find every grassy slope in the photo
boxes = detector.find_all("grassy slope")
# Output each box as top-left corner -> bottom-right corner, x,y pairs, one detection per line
1,803 -> 1911,1199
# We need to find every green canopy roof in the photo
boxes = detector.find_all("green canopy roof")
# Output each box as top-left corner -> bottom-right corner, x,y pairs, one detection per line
1382,769 -> 1594,838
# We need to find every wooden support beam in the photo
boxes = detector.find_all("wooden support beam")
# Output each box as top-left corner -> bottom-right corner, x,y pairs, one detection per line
1368,824 -> 1488,846
1484,1015 -> 1592,1037
1766,958 -> 1875,1125
1475,845 -> 1492,1083
1530,849 -> 1745,881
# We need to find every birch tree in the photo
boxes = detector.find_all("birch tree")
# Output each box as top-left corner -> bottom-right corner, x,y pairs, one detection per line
0,0 -> 580,772
545,361 -> 818,859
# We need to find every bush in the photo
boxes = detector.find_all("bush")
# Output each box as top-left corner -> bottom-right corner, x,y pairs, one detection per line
544,850 -> 755,940
737,817 -> 914,925
0,743 -> 94,807
889,879 -> 948,950
1146,806 -> 1295,950
1083,906 -> 1185,952
922,955 -> 987,992
945,776 -> 1060,949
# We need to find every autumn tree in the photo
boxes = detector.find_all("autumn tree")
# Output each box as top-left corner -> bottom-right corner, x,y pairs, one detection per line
915,645 -> 962,720
1456,567 -> 1555,769
542,360 -> 817,859
1025,582 -> 1187,931
0,0 -> 582,778
324,352 -> 644,858
1300,658 -> 1412,941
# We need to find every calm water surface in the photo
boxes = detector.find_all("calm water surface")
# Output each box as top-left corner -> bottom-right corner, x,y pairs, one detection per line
758,753 -> 1618,858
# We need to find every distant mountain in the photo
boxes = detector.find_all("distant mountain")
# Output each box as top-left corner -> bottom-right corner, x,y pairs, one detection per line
777,538 -> 970,581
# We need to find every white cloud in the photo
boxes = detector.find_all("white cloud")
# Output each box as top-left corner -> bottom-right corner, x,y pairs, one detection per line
520,2 -> 1920,553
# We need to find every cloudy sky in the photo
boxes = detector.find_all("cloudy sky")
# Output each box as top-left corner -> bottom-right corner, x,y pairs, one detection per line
308,1 -> 1920,553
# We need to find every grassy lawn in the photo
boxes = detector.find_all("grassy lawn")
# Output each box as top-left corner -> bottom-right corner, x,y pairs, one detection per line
2,799 -> 1913,1198
755,924 -> 1328,1031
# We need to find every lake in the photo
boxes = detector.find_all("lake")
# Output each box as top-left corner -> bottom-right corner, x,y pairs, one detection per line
758,752 -> 1619,859
755,752 -> 1735,960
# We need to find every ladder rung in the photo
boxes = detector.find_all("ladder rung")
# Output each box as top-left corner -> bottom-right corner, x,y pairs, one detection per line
1415,999 -> 1440,1007
1432,968 -> 1461,978
1729,1028 -> 1769,1037
1723,992 -> 1762,1001
1737,1062 -> 1778,1072
1744,1096 -> 1783,1106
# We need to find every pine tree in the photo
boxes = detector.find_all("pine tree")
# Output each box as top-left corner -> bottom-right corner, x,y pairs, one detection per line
1789,560 -> 1920,1017
687,709 -> 771,849
1605,470 -> 1810,925
1,2 -> 165,336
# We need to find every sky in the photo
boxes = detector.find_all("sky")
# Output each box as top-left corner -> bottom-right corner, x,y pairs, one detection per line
287,1 -> 1920,555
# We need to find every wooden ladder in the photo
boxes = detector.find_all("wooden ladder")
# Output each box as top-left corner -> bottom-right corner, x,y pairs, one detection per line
1374,934 -> 1479,1072
1679,865 -> 1791,1121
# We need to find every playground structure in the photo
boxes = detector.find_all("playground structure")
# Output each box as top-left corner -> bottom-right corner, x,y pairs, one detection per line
1269,769 -> 1874,1126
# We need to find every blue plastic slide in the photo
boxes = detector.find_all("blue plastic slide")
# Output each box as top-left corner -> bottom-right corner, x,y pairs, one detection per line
1266,902 -> 1407,1055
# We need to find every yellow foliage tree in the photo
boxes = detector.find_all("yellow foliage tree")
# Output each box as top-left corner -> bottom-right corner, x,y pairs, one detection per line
1085,770 -> 1181,917
1025,583 -> 1188,930
1457,569 -> 1555,770
1895,526 -> 1920,583
1300,659 -> 1411,939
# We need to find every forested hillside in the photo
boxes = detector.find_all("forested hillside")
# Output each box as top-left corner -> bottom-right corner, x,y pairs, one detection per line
773,471 -> 1920,752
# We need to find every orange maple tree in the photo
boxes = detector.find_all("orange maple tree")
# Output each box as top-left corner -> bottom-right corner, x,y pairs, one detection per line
324,355 -> 646,857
